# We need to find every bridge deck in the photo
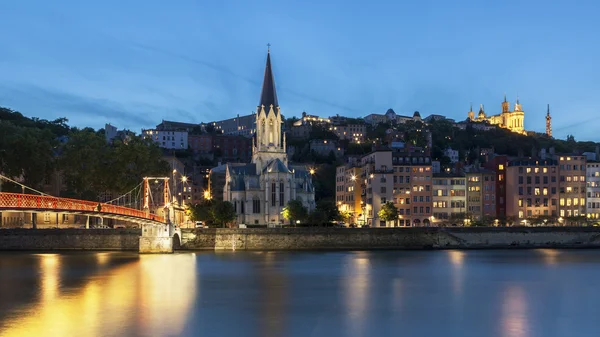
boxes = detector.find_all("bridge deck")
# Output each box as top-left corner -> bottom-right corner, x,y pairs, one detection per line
0,192 -> 165,223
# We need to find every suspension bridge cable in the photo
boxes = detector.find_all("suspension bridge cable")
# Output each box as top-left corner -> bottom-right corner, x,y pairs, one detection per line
104,181 -> 143,205
0,174 -> 50,196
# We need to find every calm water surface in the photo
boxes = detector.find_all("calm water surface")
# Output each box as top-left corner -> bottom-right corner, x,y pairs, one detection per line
1,249 -> 600,337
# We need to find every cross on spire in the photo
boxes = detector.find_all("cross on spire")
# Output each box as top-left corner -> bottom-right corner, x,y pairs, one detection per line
267,43 -> 271,53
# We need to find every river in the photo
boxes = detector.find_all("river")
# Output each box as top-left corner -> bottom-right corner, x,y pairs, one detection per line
0,250 -> 599,337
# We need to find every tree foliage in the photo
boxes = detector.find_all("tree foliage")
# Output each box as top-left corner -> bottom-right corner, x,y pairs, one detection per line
0,106 -> 168,200
209,200 -> 236,227
378,202 -> 398,222
282,199 -> 308,225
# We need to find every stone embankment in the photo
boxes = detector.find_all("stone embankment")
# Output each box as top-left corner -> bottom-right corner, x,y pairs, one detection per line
2,227 -> 600,251
180,227 -> 600,251
0,229 -> 141,250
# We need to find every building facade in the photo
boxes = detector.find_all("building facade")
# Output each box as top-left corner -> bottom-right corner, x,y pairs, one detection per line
210,113 -> 256,137
392,149 -> 433,226
336,164 -> 362,224
142,129 -> 188,150
222,49 -> 315,226
587,162 -> 600,222
330,124 -> 367,143
432,173 -> 466,225
557,155 -> 587,221
466,168 -> 496,221
361,150 -> 394,227
506,159 -> 560,224
467,96 -> 525,134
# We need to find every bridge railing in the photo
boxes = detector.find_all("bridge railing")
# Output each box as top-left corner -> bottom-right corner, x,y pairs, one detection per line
0,192 -> 165,223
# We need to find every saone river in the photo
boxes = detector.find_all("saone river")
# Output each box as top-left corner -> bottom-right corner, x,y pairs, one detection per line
1,249 -> 600,337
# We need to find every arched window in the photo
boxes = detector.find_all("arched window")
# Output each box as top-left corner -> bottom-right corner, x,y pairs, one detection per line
253,198 -> 261,214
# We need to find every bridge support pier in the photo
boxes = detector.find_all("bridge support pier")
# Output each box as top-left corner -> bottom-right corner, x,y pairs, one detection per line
139,223 -> 174,253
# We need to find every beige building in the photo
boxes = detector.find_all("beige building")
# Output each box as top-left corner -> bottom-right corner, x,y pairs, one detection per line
330,124 -> 367,143
466,168 -> 496,221
361,150 -> 394,227
335,164 -> 362,224
468,96 -> 525,134
506,158 -> 560,223
432,173 -> 466,225
587,162 -> 600,222
557,154 -> 587,221
392,149 -> 433,226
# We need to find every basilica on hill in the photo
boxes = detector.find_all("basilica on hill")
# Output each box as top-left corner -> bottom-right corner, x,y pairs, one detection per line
467,95 -> 527,135
222,49 -> 316,226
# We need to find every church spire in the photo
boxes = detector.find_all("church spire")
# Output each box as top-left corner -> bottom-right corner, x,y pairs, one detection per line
258,45 -> 279,111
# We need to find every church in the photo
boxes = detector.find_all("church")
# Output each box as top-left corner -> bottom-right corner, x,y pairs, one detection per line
222,49 -> 316,226
468,96 -> 526,134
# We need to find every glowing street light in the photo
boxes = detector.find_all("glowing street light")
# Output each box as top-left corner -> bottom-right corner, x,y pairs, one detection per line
181,176 -> 188,183
351,175 -> 356,181
309,168 -> 315,175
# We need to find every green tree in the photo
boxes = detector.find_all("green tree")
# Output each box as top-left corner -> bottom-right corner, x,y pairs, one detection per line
188,200 -> 214,225
378,202 -> 398,225
282,199 -> 308,225
210,200 -> 236,227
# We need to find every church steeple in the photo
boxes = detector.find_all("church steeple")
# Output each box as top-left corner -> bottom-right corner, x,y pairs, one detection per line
502,93 -> 510,113
258,46 -> 279,112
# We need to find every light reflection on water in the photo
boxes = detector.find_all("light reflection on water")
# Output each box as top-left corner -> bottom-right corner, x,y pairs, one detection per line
1,249 -> 600,337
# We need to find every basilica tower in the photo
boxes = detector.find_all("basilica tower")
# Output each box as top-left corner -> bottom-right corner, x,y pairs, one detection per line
252,47 -> 287,171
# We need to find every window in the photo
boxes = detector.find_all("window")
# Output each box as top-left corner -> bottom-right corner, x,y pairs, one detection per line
253,199 -> 261,213
518,199 -> 523,207
498,164 -> 504,170
381,187 -> 387,193
271,183 -> 276,207
241,200 -> 245,214
279,183 -> 284,206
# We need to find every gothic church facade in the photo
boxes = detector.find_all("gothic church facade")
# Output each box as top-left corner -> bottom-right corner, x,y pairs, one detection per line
223,50 -> 315,225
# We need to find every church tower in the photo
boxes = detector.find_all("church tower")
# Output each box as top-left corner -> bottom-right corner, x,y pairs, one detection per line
546,104 -> 552,137
501,94 -> 510,113
467,103 -> 475,120
252,47 -> 287,171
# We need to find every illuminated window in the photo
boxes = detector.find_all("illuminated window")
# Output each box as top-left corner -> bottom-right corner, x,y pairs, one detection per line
526,168 -> 532,173
560,198 -> 565,206
535,168 -> 539,173
581,198 -> 585,205
543,188 -> 548,195
543,168 -> 548,173
535,188 -> 541,195
566,187 -> 572,193
574,198 -> 579,205
518,199 -> 523,207
498,164 -> 504,170
499,174 -> 504,181
567,198 -> 572,206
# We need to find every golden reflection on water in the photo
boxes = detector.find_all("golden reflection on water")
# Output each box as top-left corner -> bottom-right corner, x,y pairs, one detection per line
537,249 -> 560,265
0,253 -> 197,337
447,250 -> 465,295
343,252 -> 370,337
501,286 -> 529,337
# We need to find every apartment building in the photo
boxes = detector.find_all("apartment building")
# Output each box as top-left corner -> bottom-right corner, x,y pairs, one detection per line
330,124 -> 367,143
506,158 -> 560,223
557,155 -> 587,221
465,168 -> 496,221
142,129 -> 188,150
432,173 -> 466,225
484,155 -> 508,218
587,162 -> 600,222
361,150 -> 394,227
392,149 -> 433,226
335,164 -> 363,224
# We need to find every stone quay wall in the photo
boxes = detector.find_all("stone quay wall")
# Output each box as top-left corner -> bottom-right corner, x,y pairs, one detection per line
0,229 -> 141,251
181,227 -> 600,251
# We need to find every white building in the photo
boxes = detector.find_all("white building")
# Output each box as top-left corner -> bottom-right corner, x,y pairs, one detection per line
142,129 -> 188,150
444,148 -> 460,163
587,162 -> 600,222
223,50 -> 316,226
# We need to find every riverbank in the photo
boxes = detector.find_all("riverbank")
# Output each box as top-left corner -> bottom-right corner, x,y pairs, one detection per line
180,227 -> 600,250
2,227 -> 600,251
0,228 -> 141,250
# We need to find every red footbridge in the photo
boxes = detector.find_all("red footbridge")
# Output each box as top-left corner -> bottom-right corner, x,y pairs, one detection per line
0,192 -> 166,225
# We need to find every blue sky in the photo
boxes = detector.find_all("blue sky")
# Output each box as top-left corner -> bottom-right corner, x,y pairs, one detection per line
1,0 -> 599,140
